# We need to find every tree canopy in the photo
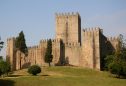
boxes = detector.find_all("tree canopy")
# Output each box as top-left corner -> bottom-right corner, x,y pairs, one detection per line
44,39 -> 53,66
0,37 -> 4,52
0,60 -> 11,77
105,34 -> 126,78
15,31 -> 28,55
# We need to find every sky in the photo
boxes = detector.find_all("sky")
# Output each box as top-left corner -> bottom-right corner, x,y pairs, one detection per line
0,0 -> 126,57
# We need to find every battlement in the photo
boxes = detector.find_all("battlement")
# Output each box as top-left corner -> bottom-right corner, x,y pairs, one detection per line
40,38 -> 61,43
40,39 -> 49,43
107,37 -> 119,41
82,27 -> 103,36
65,42 -> 80,47
28,45 -> 38,50
7,37 -> 16,41
52,39 -> 61,43
55,12 -> 80,17
83,27 -> 102,32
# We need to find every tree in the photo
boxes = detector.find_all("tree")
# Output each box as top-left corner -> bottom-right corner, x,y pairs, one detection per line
0,60 -> 11,77
0,37 -> 4,52
28,65 -> 41,76
104,55 -> 114,70
15,31 -> 28,55
0,56 -> 3,61
44,39 -> 53,67
108,58 -> 126,78
106,35 -> 126,78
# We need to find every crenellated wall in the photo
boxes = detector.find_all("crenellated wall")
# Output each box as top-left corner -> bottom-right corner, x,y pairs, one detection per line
81,27 -> 101,70
39,38 -> 62,66
55,12 -> 81,44
6,12 -> 120,71
6,37 -> 16,71
107,37 -> 119,51
65,42 -> 81,66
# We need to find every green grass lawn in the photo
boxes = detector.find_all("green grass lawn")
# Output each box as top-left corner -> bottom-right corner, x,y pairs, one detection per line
0,66 -> 126,86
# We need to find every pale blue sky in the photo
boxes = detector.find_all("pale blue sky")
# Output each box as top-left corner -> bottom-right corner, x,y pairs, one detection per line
0,0 -> 126,57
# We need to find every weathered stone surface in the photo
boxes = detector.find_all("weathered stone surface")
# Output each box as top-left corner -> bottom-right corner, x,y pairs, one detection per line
6,12 -> 120,71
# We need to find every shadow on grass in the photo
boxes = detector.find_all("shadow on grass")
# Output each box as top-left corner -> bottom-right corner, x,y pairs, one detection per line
109,74 -> 126,79
41,74 -> 50,76
8,75 -> 22,77
0,79 -> 15,86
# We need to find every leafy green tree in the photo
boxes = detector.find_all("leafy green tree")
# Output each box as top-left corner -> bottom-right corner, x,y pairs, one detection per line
15,31 -> 28,55
44,39 -> 53,67
0,37 -> 4,52
28,65 -> 41,76
108,62 -> 121,76
104,55 -> 114,70
106,34 -> 126,78
0,60 -> 11,77
0,56 -> 3,61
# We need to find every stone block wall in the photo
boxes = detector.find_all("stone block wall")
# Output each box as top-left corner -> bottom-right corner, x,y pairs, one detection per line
65,42 -> 81,66
81,27 -> 101,70
6,38 -> 16,71
55,12 -> 81,44
6,12 -> 120,71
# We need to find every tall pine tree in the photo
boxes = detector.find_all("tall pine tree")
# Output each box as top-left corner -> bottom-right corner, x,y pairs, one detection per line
0,37 -> 4,52
44,39 -> 53,67
15,31 -> 28,55
0,36 -> 4,60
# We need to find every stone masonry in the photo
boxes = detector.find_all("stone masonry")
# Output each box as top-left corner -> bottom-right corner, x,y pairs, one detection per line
6,12 -> 120,71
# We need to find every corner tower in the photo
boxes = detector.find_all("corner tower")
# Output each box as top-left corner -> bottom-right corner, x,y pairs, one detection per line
6,37 -> 16,71
55,12 -> 81,44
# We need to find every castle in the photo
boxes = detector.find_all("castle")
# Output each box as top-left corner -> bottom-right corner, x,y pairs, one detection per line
6,12 -> 120,71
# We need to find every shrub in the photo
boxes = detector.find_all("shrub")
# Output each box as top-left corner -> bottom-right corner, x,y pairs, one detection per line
0,60 -> 10,77
0,69 -> 2,76
108,62 -> 121,75
28,65 -> 41,75
108,61 -> 126,78
120,61 -> 126,76
104,55 -> 114,70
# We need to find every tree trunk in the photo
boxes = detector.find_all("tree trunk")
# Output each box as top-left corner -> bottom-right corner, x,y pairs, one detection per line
49,62 -> 51,67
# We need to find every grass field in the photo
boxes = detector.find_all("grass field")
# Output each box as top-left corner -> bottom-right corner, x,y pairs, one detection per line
0,66 -> 126,86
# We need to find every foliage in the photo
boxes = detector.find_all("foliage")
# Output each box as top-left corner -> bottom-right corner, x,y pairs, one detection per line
28,65 -> 41,75
0,56 -> 3,61
15,31 -> 28,55
105,34 -> 126,78
44,39 -> 53,66
104,55 -> 114,70
0,37 -> 4,52
0,60 -> 11,77
108,62 -> 121,75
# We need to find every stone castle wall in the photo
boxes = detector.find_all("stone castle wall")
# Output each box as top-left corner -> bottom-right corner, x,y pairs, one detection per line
55,12 -> 81,44
107,37 -> 119,51
6,38 -> 63,70
80,28 -> 101,69
65,42 -> 81,66
6,12 -> 120,71
6,38 -> 16,71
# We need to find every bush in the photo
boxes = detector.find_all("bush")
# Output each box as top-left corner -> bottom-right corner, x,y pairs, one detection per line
108,61 -> 126,78
28,65 -> 41,75
0,69 -> 2,76
104,55 -> 114,70
108,62 -> 121,75
0,60 -> 10,77
120,61 -> 126,76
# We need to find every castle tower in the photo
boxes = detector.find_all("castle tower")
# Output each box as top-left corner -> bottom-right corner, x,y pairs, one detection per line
81,28 -> 102,70
6,37 -> 16,71
55,12 -> 81,44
